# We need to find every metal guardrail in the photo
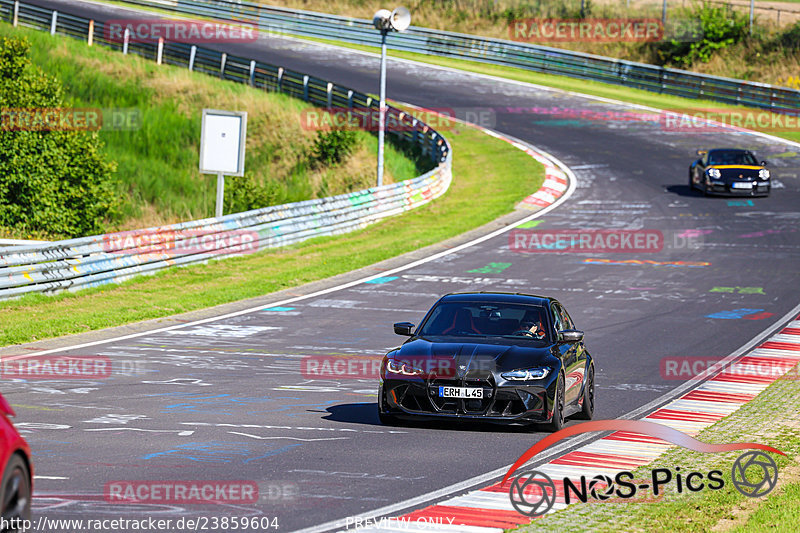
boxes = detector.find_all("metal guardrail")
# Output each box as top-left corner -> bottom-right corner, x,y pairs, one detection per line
102,0 -> 800,114
0,0 -> 452,299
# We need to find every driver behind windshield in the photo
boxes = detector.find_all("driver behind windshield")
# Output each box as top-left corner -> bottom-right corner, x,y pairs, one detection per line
516,308 -> 546,339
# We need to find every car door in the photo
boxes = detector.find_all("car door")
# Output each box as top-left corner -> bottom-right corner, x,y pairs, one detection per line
553,302 -> 583,405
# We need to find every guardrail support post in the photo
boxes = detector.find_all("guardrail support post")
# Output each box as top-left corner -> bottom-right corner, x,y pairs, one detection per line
220,53 -> 227,78
277,67 -> 284,91
302,75 -> 309,101
123,27 -> 130,54
157,37 -> 164,64
50,11 -> 57,35
326,82 -> 333,109
88,19 -> 94,45
249,60 -> 256,86
12,1 -> 18,27
347,90 -> 353,109
188,46 -> 197,71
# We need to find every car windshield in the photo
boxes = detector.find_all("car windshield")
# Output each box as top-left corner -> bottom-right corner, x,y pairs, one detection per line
417,301 -> 550,341
708,150 -> 758,166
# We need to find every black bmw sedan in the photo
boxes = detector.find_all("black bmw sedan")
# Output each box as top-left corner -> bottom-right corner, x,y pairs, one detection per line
378,292 -> 594,432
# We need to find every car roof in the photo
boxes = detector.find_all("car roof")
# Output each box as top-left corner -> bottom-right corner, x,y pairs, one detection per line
708,148 -> 751,154
439,292 -> 552,306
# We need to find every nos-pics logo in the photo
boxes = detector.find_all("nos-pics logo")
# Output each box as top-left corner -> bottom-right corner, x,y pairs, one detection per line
504,420 -> 783,517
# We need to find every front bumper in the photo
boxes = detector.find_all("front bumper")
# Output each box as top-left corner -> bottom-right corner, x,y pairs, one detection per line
380,376 -> 554,423
706,181 -> 770,196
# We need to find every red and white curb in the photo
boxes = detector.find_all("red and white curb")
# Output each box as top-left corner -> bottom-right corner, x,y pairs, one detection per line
346,317 -> 800,532
398,104 -> 571,214
482,131 -> 569,210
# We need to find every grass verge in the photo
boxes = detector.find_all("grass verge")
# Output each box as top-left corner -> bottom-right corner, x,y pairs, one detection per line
0,121 -> 543,346
515,365 -> 800,532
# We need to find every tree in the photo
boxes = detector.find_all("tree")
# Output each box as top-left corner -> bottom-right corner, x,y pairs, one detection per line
0,36 -> 118,238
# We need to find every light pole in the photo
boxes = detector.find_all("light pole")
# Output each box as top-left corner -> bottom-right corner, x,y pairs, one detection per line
373,6 -> 411,187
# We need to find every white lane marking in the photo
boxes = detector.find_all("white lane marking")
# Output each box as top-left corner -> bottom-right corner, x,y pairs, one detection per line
228,432 -> 349,442
83,428 -> 195,436
34,476 -> 69,480
2,134 -> 575,361
165,325 -> 281,337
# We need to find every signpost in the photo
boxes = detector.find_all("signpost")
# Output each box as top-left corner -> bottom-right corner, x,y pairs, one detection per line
199,109 -> 247,217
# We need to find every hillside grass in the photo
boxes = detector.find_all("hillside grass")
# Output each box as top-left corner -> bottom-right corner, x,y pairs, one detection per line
0,22 -> 426,238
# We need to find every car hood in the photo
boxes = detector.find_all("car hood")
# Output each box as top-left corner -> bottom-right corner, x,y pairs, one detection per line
390,337 -> 557,376
711,166 -> 762,180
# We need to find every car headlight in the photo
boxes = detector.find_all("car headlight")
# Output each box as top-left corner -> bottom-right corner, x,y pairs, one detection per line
501,367 -> 551,381
758,169 -> 770,179
386,360 -> 424,376
707,168 -> 721,179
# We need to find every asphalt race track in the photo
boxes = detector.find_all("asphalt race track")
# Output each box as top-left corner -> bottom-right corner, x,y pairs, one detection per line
5,1 -> 800,531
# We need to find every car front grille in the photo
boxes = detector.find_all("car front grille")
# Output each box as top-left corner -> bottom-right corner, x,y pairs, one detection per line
428,376 -> 495,414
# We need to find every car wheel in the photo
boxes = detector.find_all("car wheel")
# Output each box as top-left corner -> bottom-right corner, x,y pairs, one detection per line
1,454 -> 31,525
378,409 -> 400,426
545,374 -> 565,432
688,170 -> 695,190
377,393 -> 401,426
574,366 -> 594,420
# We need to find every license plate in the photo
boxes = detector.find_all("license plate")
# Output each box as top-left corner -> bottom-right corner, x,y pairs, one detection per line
438,386 -> 483,399
732,182 -> 753,189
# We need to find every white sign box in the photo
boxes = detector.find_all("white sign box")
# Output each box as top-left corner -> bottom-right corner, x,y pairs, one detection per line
199,109 -> 247,176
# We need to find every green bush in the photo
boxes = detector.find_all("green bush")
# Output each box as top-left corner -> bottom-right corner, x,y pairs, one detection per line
311,130 -> 358,167
223,174 -> 282,214
771,21 -> 800,53
0,36 -> 118,238
652,5 -> 749,67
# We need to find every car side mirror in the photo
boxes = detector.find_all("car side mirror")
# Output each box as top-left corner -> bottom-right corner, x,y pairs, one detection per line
761,160 -> 768,166
394,322 -> 415,336
558,329 -> 584,343
696,149 -> 707,156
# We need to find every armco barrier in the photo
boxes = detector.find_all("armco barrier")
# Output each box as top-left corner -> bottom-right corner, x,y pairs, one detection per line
79,0 -> 800,114
0,0 -> 451,299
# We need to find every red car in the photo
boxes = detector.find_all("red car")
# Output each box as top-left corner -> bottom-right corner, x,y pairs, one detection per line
0,393 -> 32,527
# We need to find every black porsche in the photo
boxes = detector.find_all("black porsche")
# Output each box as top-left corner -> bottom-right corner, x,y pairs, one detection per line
689,148 -> 771,197
377,292 -> 594,432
